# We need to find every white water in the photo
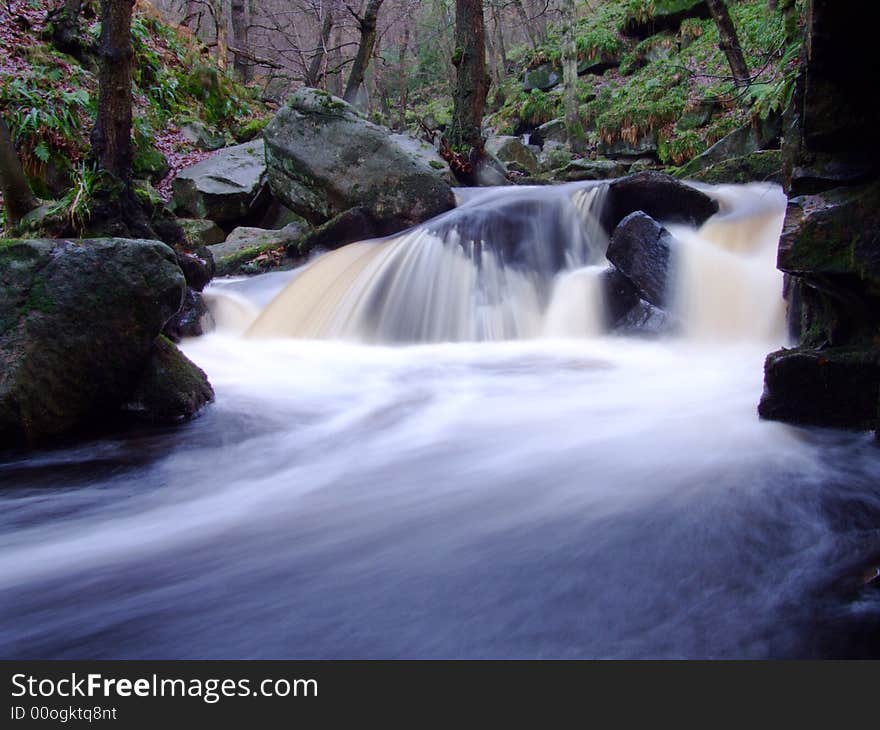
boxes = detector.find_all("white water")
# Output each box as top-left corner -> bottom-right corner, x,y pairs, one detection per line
1,181 -> 878,659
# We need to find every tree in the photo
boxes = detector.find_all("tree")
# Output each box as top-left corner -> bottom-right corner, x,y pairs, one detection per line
561,0 -> 584,153
447,0 -> 489,155
230,0 -> 251,81
0,117 -> 38,226
91,0 -> 134,183
706,0 -> 751,89
343,0 -> 385,104
305,4 -> 336,87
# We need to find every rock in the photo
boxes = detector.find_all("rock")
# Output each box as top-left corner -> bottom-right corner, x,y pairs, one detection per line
0,238 -> 187,445
555,158 -> 627,182
178,218 -> 226,248
163,287 -> 211,341
605,212 -> 673,307
210,220 -> 308,275
578,52 -> 620,76
539,141 -> 573,172
676,101 -> 718,132
678,117 -> 781,178
603,171 -> 719,232
600,266 -> 640,327
258,201 -> 307,231
614,298 -> 674,336
777,183 -> 880,286
598,131 -> 658,159
124,336 -> 214,424
531,119 -> 567,148
176,248 -> 214,292
133,142 -> 170,183
172,140 -> 269,225
628,158 -> 658,174
179,120 -> 227,151
625,0 -> 710,39
298,207 -> 381,256
759,347 -> 880,431
691,150 -> 784,186
486,136 -> 539,175
523,63 -> 560,92
264,89 -> 455,235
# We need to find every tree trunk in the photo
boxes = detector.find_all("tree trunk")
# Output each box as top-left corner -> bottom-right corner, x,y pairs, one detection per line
230,0 -> 250,82
398,25 -> 409,130
448,0 -> 489,153
305,7 -> 335,88
491,0 -> 508,84
0,117 -> 38,226
706,0 -> 751,89
91,0 -> 134,183
561,0 -> 584,153
327,24 -> 343,96
343,0 -> 384,105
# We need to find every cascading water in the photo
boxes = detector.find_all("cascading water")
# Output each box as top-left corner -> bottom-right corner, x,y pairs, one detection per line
1,180 -> 879,660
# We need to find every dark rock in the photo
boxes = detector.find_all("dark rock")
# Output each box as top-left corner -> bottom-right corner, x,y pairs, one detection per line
133,142 -> 170,183
606,212 -> 673,307
264,89 -> 455,235
614,298 -> 674,336
486,136 -> 539,175
600,266 -> 640,327
124,336 -> 214,424
0,238 -> 186,445
531,119 -> 566,148
179,120 -> 227,151
163,287 -> 211,341
578,52 -> 620,76
176,248 -> 215,292
172,140 -> 269,225
523,63 -> 560,92
625,0 -> 710,39
678,117 -> 781,178
603,171 -> 719,233
298,207 -> 381,256
759,347 -> 880,431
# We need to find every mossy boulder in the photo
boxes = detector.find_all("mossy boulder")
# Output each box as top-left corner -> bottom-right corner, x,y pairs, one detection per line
0,238 -> 191,445
555,158 -> 628,182
210,220 -> 308,275
178,218 -> 226,248
691,150 -> 784,185
124,336 -> 214,424
485,136 -> 539,175
133,142 -> 171,183
172,140 -> 269,225
625,0 -> 710,39
523,63 -> 561,92
264,89 -> 455,235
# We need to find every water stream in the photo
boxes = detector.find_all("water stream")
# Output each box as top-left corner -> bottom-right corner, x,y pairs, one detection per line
1,181 -> 878,658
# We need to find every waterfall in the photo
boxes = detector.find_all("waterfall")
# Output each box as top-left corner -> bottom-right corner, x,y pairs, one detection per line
232,179 -> 788,345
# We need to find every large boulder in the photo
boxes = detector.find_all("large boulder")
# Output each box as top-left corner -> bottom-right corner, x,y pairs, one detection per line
172,140 -> 269,225
555,158 -> 628,182
759,347 -> 880,431
0,238 -> 212,445
179,218 -> 226,248
606,212 -> 673,308
124,336 -> 214,424
625,0 -> 710,39
531,119 -> 567,148
264,89 -> 455,235
602,171 -> 719,233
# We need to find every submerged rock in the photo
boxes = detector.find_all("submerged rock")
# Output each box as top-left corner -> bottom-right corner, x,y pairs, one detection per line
603,171 -> 718,232
264,88 -> 455,235
172,140 -> 269,225
0,238 -> 197,445
606,212 -> 673,308
124,336 -> 214,424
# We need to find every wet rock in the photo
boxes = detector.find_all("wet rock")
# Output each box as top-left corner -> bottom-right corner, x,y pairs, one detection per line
163,287 -> 211,341
603,171 -> 719,232
759,347 -> 880,431
606,212 -> 673,308
0,238 -> 187,445
691,150 -> 784,186
172,140 -> 269,225
297,207 -> 381,256
176,248 -> 215,292
264,89 -> 454,235
124,336 -> 214,424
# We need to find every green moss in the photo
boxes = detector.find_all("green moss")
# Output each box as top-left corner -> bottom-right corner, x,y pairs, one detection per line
429,160 -> 445,170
